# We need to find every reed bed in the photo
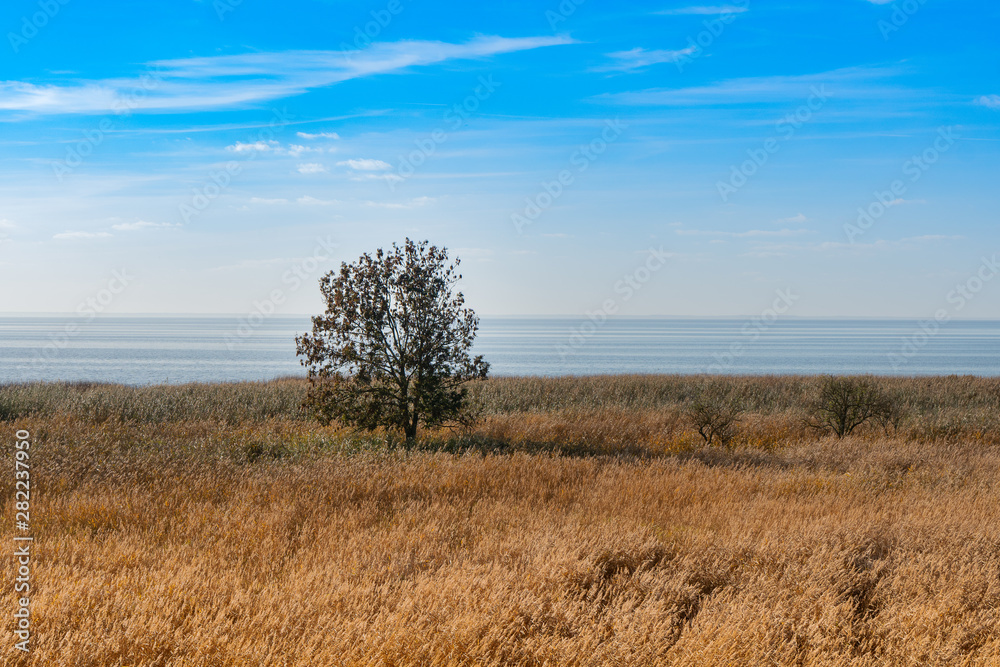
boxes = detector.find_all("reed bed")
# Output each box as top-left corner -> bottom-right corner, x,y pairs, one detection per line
1,375 -> 999,665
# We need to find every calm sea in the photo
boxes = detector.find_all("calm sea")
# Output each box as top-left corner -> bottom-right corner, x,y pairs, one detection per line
2,315 -> 1000,385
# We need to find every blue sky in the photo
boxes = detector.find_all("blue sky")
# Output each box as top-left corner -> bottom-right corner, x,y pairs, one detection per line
1,0 -> 998,318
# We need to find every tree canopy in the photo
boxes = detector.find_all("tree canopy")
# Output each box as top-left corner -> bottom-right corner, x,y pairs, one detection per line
295,239 -> 488,441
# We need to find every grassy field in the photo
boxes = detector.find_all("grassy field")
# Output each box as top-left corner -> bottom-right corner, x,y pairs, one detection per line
2,375 -> 1000,665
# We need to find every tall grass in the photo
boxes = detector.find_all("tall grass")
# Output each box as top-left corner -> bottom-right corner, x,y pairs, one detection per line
0,378 -> 308,424
3,419 -> 1000,664
4,374 -> 999,443
2,376 -> 1000,664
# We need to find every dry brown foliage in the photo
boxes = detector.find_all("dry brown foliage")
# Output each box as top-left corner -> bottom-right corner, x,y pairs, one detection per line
2,375 -> 1000,665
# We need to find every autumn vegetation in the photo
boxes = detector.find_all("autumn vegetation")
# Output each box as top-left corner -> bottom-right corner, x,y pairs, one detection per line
2,374 -> 1000,665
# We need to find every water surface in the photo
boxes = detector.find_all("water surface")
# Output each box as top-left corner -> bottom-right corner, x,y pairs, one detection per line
1,315 -> 998,385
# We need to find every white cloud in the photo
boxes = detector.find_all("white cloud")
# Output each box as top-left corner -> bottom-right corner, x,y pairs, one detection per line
297,131 -> 340,140
656,5 -> 750,15
743,234 -> 960,256
297,195 -> 339,205
775,213 -> 808,224
598,65 -> 902,106
53,231 -> 113,240
288,144 -> 321,157
297,163 -> 327,174
676,228 -> 813,238
228,141 -> 332,157
903,234 -> 964,242
249,197 -> 289,205
595,47 -> 697,73
0,35 -> 574,116
365,196 -> 434,209
975,94 -> 1000,110
741,250 -> 787,258
226,140 -> 279,153
0,219 -> 15,229
111,220 -> 177,231
337,158 -> 392,171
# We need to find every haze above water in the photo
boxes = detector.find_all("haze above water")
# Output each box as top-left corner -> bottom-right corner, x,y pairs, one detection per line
1,316 -> 999,386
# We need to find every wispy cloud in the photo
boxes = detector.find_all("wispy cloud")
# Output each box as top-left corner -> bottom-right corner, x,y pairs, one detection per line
976,94 -> 1000,110
676,228 -> 814,238
227,141 -> 324,157
365,196 -> 434,209
249,197 -> 289,205
904,234 -> 964,242
53,231 -> 113,240
741,234 -> 960,257
297,195 -> 339,205
297,163 -> 327,174
0,35 -> 574,116
287,144 -> 323,157
227,140 -> 279,153
111,220 -> 177,231
596,65 -> 901,106
338,158 -> 392,171
296,131 -> 340,140
656,5 -> 750,15
594,47 -> 697,72
775,213 -> 808,224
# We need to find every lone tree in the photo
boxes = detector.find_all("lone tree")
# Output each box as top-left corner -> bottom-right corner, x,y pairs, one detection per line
296,239 -> 489,442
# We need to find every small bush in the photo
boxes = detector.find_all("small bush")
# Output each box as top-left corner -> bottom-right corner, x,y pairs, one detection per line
873,390 -> 906,435
688,388 -> 744,446
808,376 -> 903,438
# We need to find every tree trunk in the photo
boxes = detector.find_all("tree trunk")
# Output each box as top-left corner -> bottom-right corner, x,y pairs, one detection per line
404,420 -> 417,443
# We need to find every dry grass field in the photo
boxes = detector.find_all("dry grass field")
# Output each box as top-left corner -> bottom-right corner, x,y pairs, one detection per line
2,375 -> 1000,665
